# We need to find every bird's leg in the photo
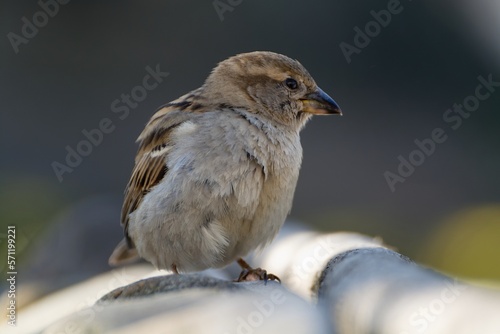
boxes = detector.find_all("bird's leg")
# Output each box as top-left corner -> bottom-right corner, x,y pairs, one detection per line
171,263 -> 179,274
234,258 -> 280,283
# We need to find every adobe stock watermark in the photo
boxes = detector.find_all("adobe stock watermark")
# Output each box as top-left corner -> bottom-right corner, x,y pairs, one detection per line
287,237 -> 340,291
51,64 -> 169,182
384,74 -> 500,192
5,226 -> 17,327
7,0 -> 71,54
339,0 -> 412,64
399,278 -> 468,334
213,0 -> 243,21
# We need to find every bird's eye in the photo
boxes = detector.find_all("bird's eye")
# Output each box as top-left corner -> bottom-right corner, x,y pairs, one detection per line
285,78 -> 298,90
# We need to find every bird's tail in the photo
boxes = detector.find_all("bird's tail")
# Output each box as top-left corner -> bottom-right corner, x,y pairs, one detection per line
108,238 -> 140,266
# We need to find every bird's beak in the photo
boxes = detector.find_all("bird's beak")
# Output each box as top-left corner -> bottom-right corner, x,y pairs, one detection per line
300,87 -> 342,115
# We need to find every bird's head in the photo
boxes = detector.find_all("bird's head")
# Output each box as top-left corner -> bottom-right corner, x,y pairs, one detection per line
203,51 -> 342,129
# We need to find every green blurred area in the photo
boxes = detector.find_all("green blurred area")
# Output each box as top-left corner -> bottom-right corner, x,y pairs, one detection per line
0,175 -> 65,272
309,205 -> 500,284
419,204 -> 500,284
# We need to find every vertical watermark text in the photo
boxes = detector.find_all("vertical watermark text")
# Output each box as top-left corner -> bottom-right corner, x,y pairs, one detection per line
6,226 -> 17,326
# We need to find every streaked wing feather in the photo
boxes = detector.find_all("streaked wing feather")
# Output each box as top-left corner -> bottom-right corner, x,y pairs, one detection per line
121,152 -> 167,235
121,91 -> 208,246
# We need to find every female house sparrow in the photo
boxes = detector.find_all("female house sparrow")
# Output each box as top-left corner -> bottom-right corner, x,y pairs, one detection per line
109,51 -> 341,281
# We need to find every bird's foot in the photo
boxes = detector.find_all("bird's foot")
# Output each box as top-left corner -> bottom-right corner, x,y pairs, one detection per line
234,258 -> 280,283
235,267 -> 281,283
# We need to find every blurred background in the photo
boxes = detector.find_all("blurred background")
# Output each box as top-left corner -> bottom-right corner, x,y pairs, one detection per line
1,0 -> 499,299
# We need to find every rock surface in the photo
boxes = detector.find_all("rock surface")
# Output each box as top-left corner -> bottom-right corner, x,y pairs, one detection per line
3,230 -> 499,334
44,274 -> 329,334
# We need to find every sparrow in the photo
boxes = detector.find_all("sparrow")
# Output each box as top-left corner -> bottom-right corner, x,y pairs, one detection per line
109,51 -> 342,281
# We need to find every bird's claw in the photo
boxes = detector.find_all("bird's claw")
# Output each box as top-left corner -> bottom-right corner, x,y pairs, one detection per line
234,267 -> 281,284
